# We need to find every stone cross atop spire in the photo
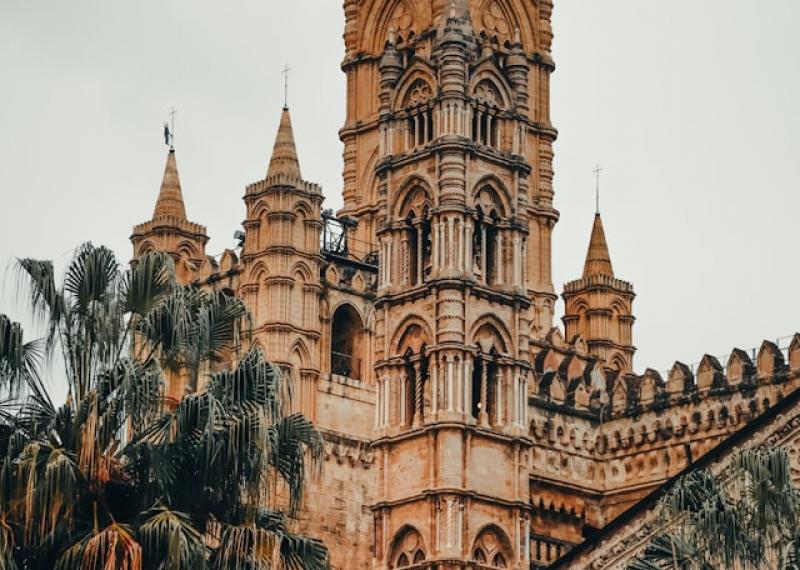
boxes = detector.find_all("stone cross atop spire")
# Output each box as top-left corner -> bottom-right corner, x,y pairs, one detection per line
583,213 -> 614,277
153,149 -> 187,220
267,107 -> 302,179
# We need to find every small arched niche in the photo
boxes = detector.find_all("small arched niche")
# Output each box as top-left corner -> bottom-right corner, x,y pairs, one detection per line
471,525 -> 511,568
389,526 -> 426,569
330,304 -> 364,381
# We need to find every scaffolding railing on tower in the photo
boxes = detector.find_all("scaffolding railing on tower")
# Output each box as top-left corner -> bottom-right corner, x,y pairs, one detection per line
321,210 -> 377,267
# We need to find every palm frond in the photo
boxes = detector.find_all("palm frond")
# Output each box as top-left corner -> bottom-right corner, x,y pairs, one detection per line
57,522 -> 142,570
139,504 -> 205,570
0,315 -> 43,397
122,251 -> 175,316
14,257 -> 63,351
63,243 -> 119,317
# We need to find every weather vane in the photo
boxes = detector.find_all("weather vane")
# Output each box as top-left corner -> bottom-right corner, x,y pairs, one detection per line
163,106 -> 177,150
282,65 -> 291,109
593,164 -> 603,214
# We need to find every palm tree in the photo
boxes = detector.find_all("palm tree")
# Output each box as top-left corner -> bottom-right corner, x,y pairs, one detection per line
0,242 -> 328,569
628,446 -> 800,570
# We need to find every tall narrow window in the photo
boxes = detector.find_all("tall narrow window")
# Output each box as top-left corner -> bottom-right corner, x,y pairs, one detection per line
330,305 -> 364,380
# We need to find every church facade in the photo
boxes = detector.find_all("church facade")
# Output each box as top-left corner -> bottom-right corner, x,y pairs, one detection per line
131,1 -> 800,568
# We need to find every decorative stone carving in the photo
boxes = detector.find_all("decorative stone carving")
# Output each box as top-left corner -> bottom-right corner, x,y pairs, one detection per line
481,2 -> 510,39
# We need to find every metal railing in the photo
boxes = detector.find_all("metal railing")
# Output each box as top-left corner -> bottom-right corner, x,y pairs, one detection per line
331,351 -> 362,381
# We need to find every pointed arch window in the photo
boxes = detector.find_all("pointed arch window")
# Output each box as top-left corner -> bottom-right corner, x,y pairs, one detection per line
471,80 -> 503,148
473,206 -> 502,286
471,350 -> 499,423
403,79 -> 435,150
330,304 -> 364,380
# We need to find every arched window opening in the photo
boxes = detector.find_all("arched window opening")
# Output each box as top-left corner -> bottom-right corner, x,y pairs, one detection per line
471,352 -> 497,422
402,345 -> 429,425
473,205 -> 503,286
472,527 -> 511,569
421,208 -> 432,282
390,527 -> 426,569
485,221 -> 498,285
330,304 -> 364,380
407,107 -> 434,149
405,212 -> 419,285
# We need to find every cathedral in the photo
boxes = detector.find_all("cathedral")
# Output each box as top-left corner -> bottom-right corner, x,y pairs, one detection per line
131,1 -> 800,568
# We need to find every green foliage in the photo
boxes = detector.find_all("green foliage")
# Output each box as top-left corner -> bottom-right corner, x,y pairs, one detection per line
0,243 -> 328,570
629,446 -> 800,570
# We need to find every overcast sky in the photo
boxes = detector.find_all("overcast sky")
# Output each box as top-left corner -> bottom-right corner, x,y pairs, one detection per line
1,0 -> 799,375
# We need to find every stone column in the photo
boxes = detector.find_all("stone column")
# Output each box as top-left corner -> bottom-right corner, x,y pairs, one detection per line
447,217 -> 454,270
480,225 -> 488,283
431,355 -> 439,421
375,378 -> 382,429
479,359 -> 489,426
464,219 -> 473,275
399,373 -> 407,427
463,354 -> 473,418
496,366 -> 504,426
446,354 -> 454,413
496,231 -> 504,285
401,236 -> 410,285
416,223 -> 423,286
413,361 -> 423,427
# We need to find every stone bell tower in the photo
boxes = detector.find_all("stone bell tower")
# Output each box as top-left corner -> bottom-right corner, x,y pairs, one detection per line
339,1 -> 557,568
238,107 -> 324,420
562,213 -> 636,372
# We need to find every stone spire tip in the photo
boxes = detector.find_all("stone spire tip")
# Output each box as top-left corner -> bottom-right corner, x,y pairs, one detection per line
267,106 -> 301,179
583,213 -> 614,278
153,149 -> 187,220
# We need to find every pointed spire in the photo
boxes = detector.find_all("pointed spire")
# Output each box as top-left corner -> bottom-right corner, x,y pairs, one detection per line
266,107 -> 302,179
583,213 -> 614,277
153,149 -> 187,220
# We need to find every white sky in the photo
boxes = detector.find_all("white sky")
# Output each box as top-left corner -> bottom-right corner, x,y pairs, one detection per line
1,0 -> 798,375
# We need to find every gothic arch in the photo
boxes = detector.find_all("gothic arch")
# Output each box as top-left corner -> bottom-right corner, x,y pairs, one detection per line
330,303 -> 365,380
360,0 -> 426,54
470,315 -> 511,354
293,200 -> 313,220
392,63 -> 437,111
388,525 -> 427,568
290,261 -> 313,283
567,299 -> 589,316
360,145 -> 380,206
610,353 -> 628,372
392,315 -> 433,355
474,0 -> 537,49
252,201 -> 271,220
247,261 -> 269,283
609,299 -> 628,315
471,524 -> 512,567
472,175 -> 511,218
289,338 -> 311,368
469,64 -> 513,110
177,240 -> 199,259
137,240 -> 156,256
392,176 -> 434,219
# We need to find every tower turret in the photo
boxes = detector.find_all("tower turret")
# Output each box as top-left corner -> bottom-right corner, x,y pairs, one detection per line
240,106 -> 323,420
562,213 -> 636,372
131,149 -> 208,283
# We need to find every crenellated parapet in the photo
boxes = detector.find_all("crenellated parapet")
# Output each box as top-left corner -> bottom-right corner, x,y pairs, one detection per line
525,334 -> 800,551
